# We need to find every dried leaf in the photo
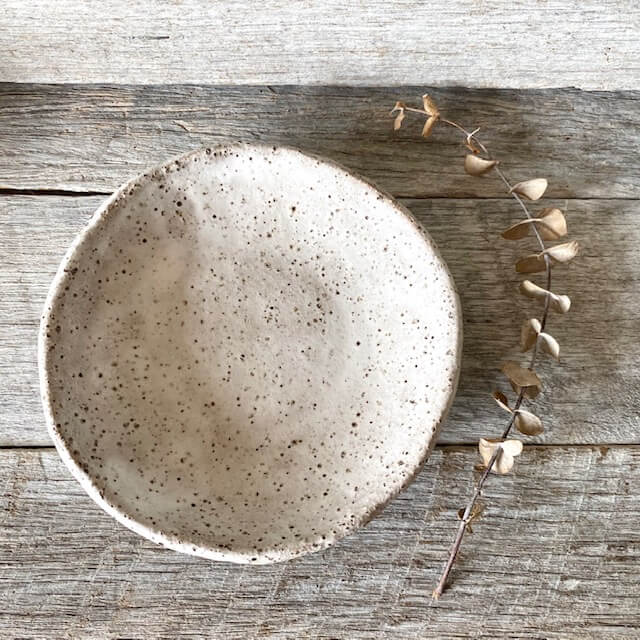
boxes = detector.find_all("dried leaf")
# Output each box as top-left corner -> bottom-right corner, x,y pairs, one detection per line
390,101 -> 406,131
422,94 -> 439,117
520,318 -> 541,352
457,503 -> 484,532
465,139 -> 481,154
515,410 -> 544,436
502,209 -> 567,241
495,450 -> 518,474
515,254 -> 547,274
519,280 -> 571,313
478,438 -> 501,471
478,438 -> 495,464
393,110 -> 405,131
510,178 -> 548,201
479,438 -> 523,474
538,207 -> 567,240
502,361 -> 542,398
509,379 -> 541,400
543,240 -> 580,264
464,154 -> 497,177
502,439 -> 524,457
492,390 -> 512,413
502,219 -> 536,240
470,502 -> 485,520
422,114 -> 439,138
464,129 -> 482,153
539,332 -> 560,359
553,294 -> 572,313
519,279 -> 545,298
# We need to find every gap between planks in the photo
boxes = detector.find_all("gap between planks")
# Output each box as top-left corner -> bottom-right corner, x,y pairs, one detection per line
0,188 -> 111,197
2,188 -> 639,202
1,85 -> 638,199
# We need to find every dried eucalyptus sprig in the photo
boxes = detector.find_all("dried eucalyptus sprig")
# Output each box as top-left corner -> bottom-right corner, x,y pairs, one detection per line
390,95 -> 579,599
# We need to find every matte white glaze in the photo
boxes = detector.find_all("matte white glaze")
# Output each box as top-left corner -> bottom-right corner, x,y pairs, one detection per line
39,144 -> 461,563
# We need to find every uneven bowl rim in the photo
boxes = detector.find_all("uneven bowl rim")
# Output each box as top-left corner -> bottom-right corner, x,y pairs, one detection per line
38,142 -> 462,563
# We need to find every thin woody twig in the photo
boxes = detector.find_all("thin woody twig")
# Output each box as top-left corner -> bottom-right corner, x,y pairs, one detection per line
432,446 -> 501,599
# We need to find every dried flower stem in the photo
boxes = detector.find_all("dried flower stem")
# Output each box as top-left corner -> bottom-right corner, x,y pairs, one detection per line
391,99 -> 568,599
432,133 -> 552,599
433,166 -> 551,599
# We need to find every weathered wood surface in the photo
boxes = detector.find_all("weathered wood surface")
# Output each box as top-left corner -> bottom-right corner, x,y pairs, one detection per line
3,195 -> 638,446
1,85 -> 639,198
1,84 -> 639,637
1,447 -> 638,639
3,1 -> 640,89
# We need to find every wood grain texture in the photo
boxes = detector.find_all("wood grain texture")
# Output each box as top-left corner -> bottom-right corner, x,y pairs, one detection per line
2,1 -> 640,89
2,195 -> 638,446
1,84 -> 638,635
1,446 -> 638,639
1,85 -> 639,198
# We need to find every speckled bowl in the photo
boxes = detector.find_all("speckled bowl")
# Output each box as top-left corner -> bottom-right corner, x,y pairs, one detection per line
39,144 -> 461,563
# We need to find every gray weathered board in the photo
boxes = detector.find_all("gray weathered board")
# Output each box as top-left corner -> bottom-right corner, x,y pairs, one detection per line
2,447 -> 639,639
2,1 -> 640,89
1,85 -> 639,638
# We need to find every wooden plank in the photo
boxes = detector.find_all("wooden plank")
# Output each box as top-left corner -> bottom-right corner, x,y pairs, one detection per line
1,446 -> 638,638
3,1 -> 639,89
1,85 -> 639,198
2,195 -> 637,446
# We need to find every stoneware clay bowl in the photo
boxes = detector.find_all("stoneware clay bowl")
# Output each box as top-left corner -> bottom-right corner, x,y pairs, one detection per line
39,143 -> 461,563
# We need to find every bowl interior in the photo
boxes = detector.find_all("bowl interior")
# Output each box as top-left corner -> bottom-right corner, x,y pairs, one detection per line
40,145 -> 460,562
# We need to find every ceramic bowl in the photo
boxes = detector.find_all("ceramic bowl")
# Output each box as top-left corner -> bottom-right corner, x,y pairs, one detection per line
39,144 -> 461,563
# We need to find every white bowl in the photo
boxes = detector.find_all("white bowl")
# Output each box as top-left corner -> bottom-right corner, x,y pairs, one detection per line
39,144 -> 461,563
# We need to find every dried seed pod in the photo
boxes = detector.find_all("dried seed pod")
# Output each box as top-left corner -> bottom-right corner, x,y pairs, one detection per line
521,318 -> 542,352
492,390 -> 512,413
510,178 -> 548,201
515,410 -> 544,436
538,332 -> 560,359
464,154 -> 497,176
479,438 -> 523,474
515,254 -> 547,274
519,280 -> 571,313
422,114 -> 439,138
543,240 -> 580,264
422,94 -> 440,116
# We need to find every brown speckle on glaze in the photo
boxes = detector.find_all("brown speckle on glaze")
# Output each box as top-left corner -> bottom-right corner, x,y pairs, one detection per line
38,144 -> 462,564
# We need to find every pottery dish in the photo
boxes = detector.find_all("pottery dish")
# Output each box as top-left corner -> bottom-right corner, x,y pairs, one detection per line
39,144 -> 461,563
